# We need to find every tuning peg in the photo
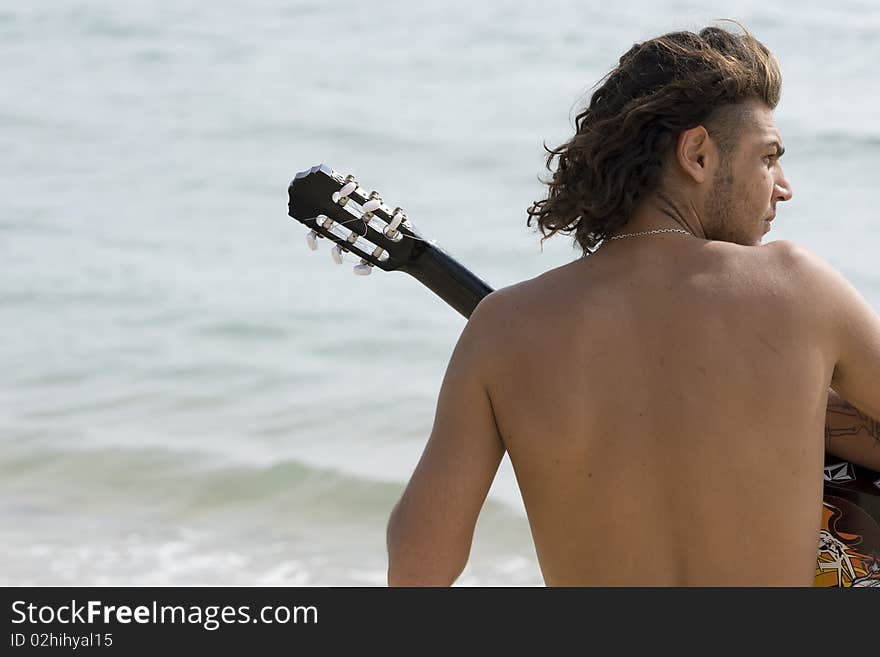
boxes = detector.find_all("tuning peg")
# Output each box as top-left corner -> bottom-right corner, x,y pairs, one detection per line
363,191 -> 383,214
362,198 -> 382,213
332,180 -> 358,206
388,208 -> 405,230
385,207 -> 406,240
353,259 -> 373,276
331,244 -> 344,264
306,230 -> 318,251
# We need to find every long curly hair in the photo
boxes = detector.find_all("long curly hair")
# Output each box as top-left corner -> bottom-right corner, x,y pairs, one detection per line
527,22 -> 782,254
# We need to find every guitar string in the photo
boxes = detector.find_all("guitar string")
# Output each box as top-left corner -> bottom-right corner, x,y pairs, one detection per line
312,214 -> 410,264
317,209 -> 434,251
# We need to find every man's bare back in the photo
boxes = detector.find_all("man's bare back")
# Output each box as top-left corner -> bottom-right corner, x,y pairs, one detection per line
386,26 -> 880,587
486,237 -> 830,585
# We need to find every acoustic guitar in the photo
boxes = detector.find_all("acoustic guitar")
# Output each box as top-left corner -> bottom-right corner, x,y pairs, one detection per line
289,164 -> 880,587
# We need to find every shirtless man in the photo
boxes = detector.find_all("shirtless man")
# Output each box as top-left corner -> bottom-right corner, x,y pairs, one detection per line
385,25 -> 880,585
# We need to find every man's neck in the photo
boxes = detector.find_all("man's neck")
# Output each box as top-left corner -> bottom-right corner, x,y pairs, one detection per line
607,193 -> 707,240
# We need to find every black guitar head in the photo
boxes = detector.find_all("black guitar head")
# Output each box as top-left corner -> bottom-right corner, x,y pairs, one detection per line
288,163 -> 493,317
288,164 -> 424,275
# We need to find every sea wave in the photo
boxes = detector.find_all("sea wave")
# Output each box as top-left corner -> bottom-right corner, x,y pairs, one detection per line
0,441 -> 539,585
0,441 -> 523,526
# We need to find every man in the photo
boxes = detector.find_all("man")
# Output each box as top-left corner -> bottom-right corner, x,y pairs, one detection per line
385,25 -> 880,585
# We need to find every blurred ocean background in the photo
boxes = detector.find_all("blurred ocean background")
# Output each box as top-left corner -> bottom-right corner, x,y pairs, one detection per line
1,0 -> 878,585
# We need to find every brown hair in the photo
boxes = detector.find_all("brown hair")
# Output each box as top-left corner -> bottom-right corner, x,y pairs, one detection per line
527,22 -> 782,254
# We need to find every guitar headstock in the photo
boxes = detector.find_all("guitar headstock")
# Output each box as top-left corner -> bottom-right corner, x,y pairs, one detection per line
288,164 -> 424,276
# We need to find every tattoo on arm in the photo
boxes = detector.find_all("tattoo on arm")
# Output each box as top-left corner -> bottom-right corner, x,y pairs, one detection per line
825,392 -> 880,450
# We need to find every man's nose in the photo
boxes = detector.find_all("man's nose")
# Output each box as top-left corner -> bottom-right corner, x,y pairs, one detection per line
775,168 -> 793,202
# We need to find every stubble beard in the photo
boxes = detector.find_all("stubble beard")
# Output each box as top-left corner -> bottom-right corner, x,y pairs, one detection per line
704,161 -> 756,246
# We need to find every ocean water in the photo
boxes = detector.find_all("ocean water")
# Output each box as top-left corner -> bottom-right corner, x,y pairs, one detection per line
1,0 -> 878,585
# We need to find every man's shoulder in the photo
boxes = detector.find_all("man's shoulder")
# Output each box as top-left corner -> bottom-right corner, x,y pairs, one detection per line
471,239 -> 835,323
470,268 -> 564,327
464,276 -> 552,359
701,239 -> 826,287
757,239 -> 838,290
758,238 -> 813,264
469,279 -> 534,332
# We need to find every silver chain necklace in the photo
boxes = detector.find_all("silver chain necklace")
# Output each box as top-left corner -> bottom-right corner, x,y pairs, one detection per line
606,228 -> 692,240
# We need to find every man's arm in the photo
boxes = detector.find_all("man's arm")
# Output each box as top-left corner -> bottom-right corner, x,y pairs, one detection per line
787,241 -> 880,472
386,292 -> 506,586
825,388 -> 880,472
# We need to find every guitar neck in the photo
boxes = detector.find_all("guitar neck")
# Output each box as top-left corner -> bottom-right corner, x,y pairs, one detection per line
399,240 -> 493,318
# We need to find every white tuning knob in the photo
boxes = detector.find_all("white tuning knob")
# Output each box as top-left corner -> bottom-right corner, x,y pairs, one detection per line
332,182 -> 358,205
353,261 -> 373,276
331,244 -> 343,264
306,230 -> 318,251
362,198 -> 382,213
388,209 -> 405,232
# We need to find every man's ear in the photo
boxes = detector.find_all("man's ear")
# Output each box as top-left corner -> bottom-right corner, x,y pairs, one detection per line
675,125 -> 714,184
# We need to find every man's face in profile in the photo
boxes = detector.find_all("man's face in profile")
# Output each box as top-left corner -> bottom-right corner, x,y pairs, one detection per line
705,102 -> 793,246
